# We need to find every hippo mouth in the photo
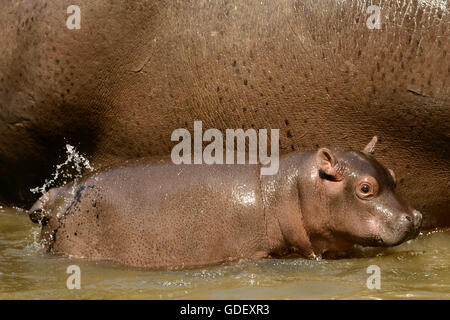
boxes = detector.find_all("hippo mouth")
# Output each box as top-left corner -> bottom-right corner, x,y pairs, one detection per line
371,227 -> 421,247
361,209 -> 423,247
350,226 -> 420,248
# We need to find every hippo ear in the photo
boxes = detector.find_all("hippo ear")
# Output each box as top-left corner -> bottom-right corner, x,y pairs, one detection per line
363,136 -> 378,154
388,168 -> 396,185
316,148 -> 343,181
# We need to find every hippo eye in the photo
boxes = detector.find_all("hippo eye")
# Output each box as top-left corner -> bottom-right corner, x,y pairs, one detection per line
356,177 -> 379,199
360,184 -> 371,194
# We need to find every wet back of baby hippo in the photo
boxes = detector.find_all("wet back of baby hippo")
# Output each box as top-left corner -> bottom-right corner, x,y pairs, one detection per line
30,162 -> 270,268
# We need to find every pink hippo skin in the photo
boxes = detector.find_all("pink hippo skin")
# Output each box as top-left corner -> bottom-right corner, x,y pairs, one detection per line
29,137 -> 422,269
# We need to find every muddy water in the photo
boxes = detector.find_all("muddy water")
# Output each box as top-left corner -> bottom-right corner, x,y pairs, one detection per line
0,206 -> 449,300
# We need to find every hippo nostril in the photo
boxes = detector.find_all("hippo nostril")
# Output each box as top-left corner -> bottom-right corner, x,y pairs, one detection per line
399,214 -> 415,227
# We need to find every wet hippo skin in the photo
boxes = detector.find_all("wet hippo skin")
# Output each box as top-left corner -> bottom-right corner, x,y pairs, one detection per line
0,0 -> 448,227
29,139 -> 423,268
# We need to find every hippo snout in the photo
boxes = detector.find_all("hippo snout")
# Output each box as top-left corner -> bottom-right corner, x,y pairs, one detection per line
406,209 -> 422,231
375,207 -> 423,247
394,209 -> 423,244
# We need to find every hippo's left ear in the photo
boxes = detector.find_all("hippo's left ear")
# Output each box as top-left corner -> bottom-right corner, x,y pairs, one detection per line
316,148 -> 344,181
363,136 -> 378,154
388,168 -> 396,185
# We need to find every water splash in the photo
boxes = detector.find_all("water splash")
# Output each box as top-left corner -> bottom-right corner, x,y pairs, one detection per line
30,144 -> 94,196
24,226 -> 45,253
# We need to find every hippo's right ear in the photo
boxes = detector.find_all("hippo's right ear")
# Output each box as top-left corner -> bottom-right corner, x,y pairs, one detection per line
316,148 -> 343,181
362,136 -> 378,154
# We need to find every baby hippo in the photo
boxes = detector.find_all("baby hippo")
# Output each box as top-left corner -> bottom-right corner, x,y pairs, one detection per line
29,137 -> 422,268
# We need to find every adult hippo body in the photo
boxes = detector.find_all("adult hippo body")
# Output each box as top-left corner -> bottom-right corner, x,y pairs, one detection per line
0,0 -> 448,228
29,139 -> 423,268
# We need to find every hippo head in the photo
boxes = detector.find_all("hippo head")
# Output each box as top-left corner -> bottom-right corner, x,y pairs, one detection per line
312,136 -> 422,250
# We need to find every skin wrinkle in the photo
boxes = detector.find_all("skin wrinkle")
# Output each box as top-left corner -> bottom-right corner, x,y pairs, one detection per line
295,177 -> 314,256
258,165 -> 271,253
